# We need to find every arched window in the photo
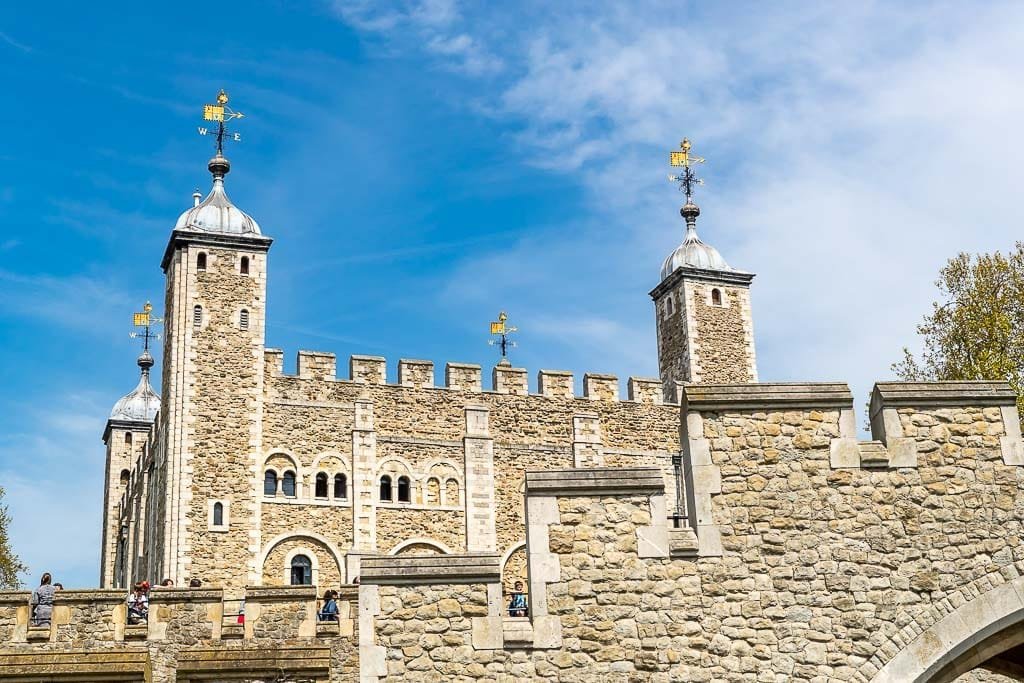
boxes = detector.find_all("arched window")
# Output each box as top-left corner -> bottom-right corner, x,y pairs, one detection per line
666,297 -> 674,315
213,502 -> 224,526
379,475 -> 392,502
197,252 -> 207,271
315,472 -> 328,498
445,479 -> 459,506
397,476 -> 411,503
282,470 -> 296,497
711,288 -> 723,306
263,470 -> 278,496
119,469 -> 130,486
426,478 -> 440,505
193,305 -> 202,327
333,473 -> 346,500
240,256 -> 249,275
125,432 -> 132,446
240,309 -> 250,331
290,554 -> 312,585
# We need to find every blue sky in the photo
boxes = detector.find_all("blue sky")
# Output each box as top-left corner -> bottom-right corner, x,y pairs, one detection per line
1,1 -> 1022,588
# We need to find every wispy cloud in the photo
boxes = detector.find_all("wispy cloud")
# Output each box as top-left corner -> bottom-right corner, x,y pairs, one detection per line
0,30 -> 31,53
336,1 -> 1024,409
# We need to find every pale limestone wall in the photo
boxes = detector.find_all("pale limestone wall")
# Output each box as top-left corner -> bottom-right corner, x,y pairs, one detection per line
654,285 -> 691,397
184,246 -> 267,588
376,508 -> 464,554
261,536 -> 343,588
691,283 -> 755,383
364,395 -> 1024,682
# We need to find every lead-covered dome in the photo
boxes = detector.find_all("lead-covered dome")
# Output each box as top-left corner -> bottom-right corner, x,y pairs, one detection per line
109,351 -> 160,422
660,202 -> 731,280
173,154 -> 261,236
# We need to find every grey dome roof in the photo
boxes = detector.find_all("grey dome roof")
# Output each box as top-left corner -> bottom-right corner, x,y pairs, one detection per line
173,154 -> 261,236
109,351 -> 160,423
660,202 -> 731,280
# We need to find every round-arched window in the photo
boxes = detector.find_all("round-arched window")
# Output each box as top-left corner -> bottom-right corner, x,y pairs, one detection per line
290,554 -> 312,585
282,470 -> 296,497
315,472 -> 328,498
263,470 -> 278,496
379,475 -> 392,502
334,473 -> 347,500
397,476 -> 411,503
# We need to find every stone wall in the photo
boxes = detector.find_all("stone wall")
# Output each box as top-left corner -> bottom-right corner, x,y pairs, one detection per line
358,382 -> 1024,682
0,586 -> 355,681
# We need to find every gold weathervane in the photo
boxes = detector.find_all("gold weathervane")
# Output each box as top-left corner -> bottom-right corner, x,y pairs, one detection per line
130,301 -> 163,352
668,137 -> 705,204
488,312 -> 518,362
198,89 -> 246,155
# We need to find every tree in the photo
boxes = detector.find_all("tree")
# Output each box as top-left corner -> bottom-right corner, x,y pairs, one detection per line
0,486 -> 25,588
894,242 -> 1024,420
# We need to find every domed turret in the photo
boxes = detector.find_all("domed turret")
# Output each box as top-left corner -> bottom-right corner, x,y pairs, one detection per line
660,202 -> 731,280
173,153 -> 261,236
109,351 -> 160,423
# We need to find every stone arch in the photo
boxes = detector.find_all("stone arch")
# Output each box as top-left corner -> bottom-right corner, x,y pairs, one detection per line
501,541 -> 527,594
375,455 -> 414,477
389,538 -> 452,555
259,531 -> 345,587
263,450 -> 300,471
870,574 -> 1024,682
310,451 -> 350,473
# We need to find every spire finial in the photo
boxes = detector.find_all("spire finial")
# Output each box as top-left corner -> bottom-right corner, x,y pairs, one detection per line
668,137 -> 705,229
192,188 -> 202,207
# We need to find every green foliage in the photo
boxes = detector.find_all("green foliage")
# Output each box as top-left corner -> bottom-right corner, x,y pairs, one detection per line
894,243 -> 1024,419
0,487 -> 25,589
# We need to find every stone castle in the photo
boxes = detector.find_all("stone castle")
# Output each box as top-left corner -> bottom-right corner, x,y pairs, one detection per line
3,140 -> 1024,682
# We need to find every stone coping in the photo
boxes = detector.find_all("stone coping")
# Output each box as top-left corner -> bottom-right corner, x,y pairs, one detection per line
583,372 -> 617,380
872,381 -> 1017,408
149,588 -> 223,603
297,349 -> 336,357
243,585 -> 318,601
525,467 -> 664,496
446,361 -> 482,370
0,591 -> 30,605
54,589 -> 128,604
682,382 -> 853,412
360,553 -> 500,585
176,646 -> 330,675
350,354 -> 386,361
538,369 -> 573,376
494,365 -> 527,373
399,358 -> 434,365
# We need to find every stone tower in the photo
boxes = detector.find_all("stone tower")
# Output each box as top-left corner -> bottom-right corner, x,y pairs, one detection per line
157,152 -> 272,586
650,200 -> 757,401
100,350 -> 159,587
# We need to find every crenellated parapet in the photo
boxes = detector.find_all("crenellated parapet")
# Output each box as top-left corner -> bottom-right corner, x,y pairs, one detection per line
0,585 -> 356,680
262,349 -> 671,404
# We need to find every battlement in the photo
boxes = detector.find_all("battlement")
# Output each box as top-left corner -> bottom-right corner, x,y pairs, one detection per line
263,348 -> 672,404
0,585 -> 355,680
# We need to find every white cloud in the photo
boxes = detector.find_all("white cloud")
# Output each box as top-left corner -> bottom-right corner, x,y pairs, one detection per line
338,2 -> 1024,410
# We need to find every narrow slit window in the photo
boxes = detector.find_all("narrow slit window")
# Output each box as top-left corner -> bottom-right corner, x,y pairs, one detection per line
119,469 -> 130,486
125,432 -> 133,446
397,476 -> 411,503
315,472 -> 328,498
711,288 -> 723,306
379,475 -> 392,502
240,256 -> 249,275
197,252 -> 207,271
193,305 -> 202,327
212,502 -> 224,526
666,297 -> 674,315
240,309 -> 250,331
334,473 -> 346,500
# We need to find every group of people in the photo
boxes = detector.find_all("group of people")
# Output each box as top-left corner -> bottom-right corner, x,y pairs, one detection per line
28,572 -> 203,627
127,577 -> 204,624
30,572 -> 529,628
